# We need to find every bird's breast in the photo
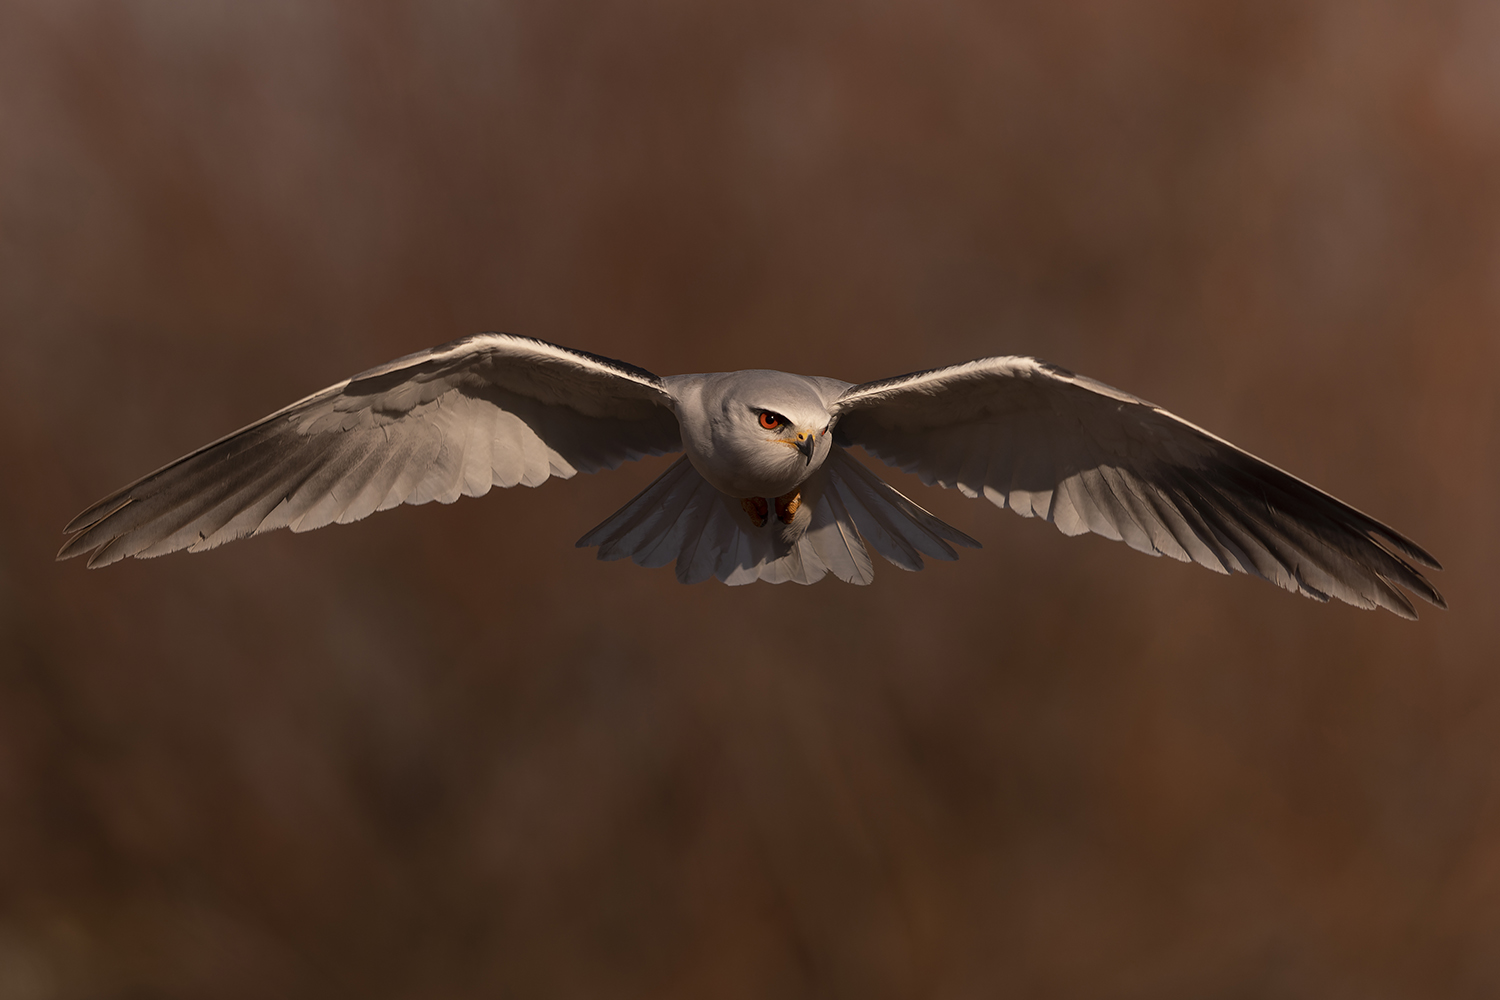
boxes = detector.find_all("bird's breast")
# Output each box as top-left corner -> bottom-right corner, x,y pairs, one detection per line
679,423 -> 825,499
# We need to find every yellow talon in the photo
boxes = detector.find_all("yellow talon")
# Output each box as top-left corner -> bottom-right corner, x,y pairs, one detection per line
775,489 -> 801,524
741,497 -> 768,527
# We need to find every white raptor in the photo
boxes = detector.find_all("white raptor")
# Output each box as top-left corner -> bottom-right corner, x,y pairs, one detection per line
58,334 -> 1445,618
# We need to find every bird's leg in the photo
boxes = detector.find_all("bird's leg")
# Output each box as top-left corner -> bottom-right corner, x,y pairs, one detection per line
774,489 -> 801,524
741,496 -> 768,527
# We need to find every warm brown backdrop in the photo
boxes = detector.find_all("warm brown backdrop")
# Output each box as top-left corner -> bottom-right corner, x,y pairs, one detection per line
2,2 -> 1497,997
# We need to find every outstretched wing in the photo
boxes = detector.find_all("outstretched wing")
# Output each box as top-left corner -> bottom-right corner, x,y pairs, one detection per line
59,334 -> 682,567
831,357 -> 1444,618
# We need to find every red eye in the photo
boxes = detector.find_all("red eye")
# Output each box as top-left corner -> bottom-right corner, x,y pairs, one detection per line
758,412 -> 782,430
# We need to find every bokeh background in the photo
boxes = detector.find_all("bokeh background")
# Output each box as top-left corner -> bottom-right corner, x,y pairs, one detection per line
2,1 -> 1497,997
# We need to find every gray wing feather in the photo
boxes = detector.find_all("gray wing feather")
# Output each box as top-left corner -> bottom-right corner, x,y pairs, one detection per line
805,483 -> 875,586
820,448 -> 976,571
832,356 -> 1444,618
60,334 -> 682,567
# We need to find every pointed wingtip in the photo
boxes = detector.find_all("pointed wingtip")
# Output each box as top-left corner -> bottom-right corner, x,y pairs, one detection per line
63,496 -> 132,535
56,535 -> 88,563
1390,601 -> 1420,622
1380,531 -> 1444,572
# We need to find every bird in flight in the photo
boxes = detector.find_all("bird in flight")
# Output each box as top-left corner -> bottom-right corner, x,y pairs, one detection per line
59,334 -> 1444,618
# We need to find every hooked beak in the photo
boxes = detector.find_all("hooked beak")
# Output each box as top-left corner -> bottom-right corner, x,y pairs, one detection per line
795,431 -> 816,464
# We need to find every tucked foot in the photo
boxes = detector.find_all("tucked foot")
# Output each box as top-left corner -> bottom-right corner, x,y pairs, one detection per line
775,489 -> 801,524
741,496 -> 768,527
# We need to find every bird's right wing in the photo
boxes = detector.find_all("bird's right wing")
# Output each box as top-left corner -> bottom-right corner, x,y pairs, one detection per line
831,356 -> 1444,618
59,334 -> 682,567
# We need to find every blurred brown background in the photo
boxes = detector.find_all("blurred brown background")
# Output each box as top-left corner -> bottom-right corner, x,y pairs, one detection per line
1,1 -> 1497,997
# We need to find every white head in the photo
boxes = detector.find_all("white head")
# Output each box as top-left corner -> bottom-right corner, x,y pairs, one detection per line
674,370 -> 837,498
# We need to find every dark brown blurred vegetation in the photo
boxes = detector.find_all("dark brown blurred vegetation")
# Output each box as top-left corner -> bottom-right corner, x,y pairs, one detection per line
2,1 -> 1497,997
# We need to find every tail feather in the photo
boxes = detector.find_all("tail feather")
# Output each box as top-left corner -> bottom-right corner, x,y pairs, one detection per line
805,477 -> 876,584
576,450 -> 979,585
583,457 -> 697,564
824,448 -> 980,569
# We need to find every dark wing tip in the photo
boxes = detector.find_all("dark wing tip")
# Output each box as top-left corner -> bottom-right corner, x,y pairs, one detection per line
1378,531 -> 1443,572
1383,584 -> 1420,620
56,533 -> 111,566
1414,588 -> 1447,613
1389,603 -> 1420,622
59,495 -> 136,563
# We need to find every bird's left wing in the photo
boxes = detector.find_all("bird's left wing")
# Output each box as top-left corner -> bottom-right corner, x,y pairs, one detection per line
59,334 -> 681,567
831,356 -> 1444,618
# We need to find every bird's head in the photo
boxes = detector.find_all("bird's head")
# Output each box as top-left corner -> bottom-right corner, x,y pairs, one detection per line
690,371 -> 836,498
